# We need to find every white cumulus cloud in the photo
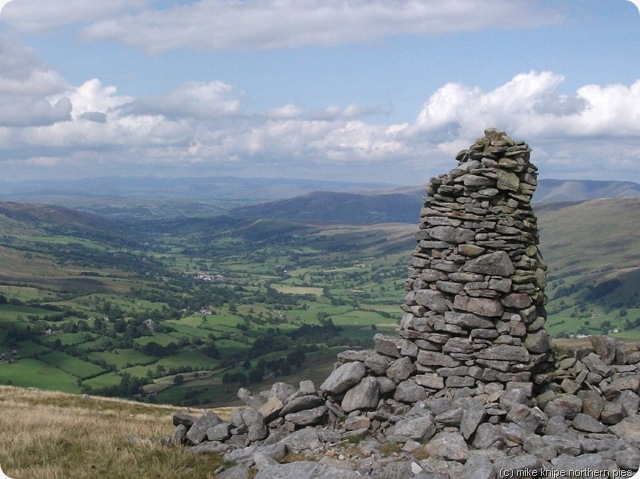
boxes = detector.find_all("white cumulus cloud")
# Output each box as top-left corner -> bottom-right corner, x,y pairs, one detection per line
413,70 -> 640,142
132,81 -> 242,119
2,0 -> 561,53
0,0 -> 149,33
0,37 -> 639,183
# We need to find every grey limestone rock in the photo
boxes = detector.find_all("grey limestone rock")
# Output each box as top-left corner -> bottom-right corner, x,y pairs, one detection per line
493,454 -> 542,477
254,461 -> 361,479
284,405 -> 327,427
278,427 -> 321,452
243,409 -> 268,442
472,423 -> 504,449
207,422 -> 231,442
444,311 -> 493,329
617,390 -> 640,416
364,353 -> 391,376
341,377 -> 379,412
459,398 -> 487,440
506,403 -> 544,434
170,423 -> 188,445
279,394 -> 323,417
464,454 -> 496,479
373,334 -> 403,357
268,382 -> 298,402
238,387 -> 265,409
480,345 -> 530,363
608,414 -> 640,443
172,410 -> 197,428
185,410 -> 223,445
453,295 -> 504,317
590,335 -> 618,365
543,395 -> 582,420
392,415 -> 436,441
601,401 -> 625,425
394,379 -> 427,403
258,397 -> 284,423
344,415 -> 371,431
417,350 -> 461,368
423,431 -> 470,462
578,389 -> 605,420
463,251 -> 515,277
415,289 -> 448,312
572,413 -> 608,433
524,329 -> 552,354
223,442 -> 287,462
217,464 -> 251,479
582,353 -> 613,378
386,356 -> 416,383
319,361 -> 366,396
252,451 -> 279,470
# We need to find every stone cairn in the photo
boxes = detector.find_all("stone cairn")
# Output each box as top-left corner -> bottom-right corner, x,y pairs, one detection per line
400,126 -> 554,397
171,130 -> 640,479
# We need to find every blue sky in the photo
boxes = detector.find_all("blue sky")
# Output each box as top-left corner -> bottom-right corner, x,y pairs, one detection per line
0,0 -> 639,185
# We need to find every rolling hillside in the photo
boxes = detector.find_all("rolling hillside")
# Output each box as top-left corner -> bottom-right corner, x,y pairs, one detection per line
230,179 -> 640,225
3,177 -> 638,216
537,198 -> 640,278
536,198 -> 640,338
0,190 -> 639,405
534,179 -> 640,204
232,190 -> 423,224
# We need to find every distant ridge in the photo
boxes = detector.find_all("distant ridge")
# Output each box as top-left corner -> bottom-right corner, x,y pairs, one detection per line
0,201 -> 123,240
1,177 -> 638,222
232,179 -> 640,225
0,176 -> 395,204
534,179 -> 640,203
232,190 -> 423,224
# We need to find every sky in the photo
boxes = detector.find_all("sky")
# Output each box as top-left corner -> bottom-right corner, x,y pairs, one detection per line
0,0 -> 640,186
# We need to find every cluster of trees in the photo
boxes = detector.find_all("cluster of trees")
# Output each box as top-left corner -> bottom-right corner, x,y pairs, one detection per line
221,344 -> 308,386
81,372 -> 147,397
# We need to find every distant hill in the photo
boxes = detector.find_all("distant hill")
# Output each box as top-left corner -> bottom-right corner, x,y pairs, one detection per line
536,197 -> 640,278
232,190 -> 424,224
0,201 -> 124,239
534,179 -> 640,203
1,177 -> 638,218
0,176 -> 394,205
0,201 -> 100,228
230,179 -> 640,225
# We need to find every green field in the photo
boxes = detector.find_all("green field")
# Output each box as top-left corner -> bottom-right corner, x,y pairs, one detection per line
1,196 -> 639,406
0,358 -> 80,393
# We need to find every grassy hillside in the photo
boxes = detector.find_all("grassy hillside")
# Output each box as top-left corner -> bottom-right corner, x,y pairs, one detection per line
232,190 -> 423,224
538,198 -> 640,338
538,198 -> 640,276
0,385 -> 228,479
534,179 -> 640,204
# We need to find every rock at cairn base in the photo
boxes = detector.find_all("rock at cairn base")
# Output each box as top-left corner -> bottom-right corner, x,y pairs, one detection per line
172,129 -> 640,479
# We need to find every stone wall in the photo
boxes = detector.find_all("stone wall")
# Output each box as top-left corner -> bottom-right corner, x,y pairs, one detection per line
400,128 -> 554,399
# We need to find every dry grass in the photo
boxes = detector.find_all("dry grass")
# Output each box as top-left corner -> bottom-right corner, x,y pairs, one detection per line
0,386 -> 229,479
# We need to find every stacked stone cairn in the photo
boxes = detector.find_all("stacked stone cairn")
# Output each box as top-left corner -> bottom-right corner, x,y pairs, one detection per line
401,126 -> 554,397
171,130 -> 640,479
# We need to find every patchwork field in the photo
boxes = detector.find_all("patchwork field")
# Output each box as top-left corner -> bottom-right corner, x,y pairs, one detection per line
0,196 -> 639,406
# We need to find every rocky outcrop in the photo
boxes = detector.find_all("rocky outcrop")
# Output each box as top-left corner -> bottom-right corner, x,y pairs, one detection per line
174,337 -> 640,478
170,130 -> 640,479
